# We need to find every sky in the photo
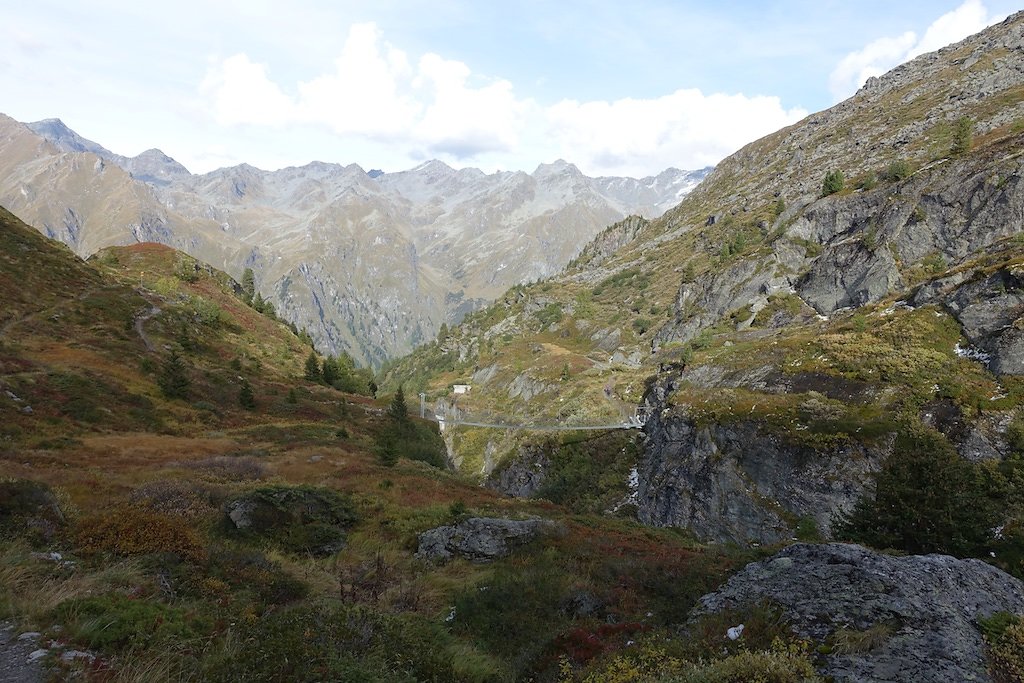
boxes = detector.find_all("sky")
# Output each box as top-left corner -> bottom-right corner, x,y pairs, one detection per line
1,0 -> 1019,178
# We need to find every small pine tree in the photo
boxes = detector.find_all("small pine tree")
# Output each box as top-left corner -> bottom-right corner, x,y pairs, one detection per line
238,378 -> 256,410
377,433 -> 399,467
304,352 -> 321,382
951,116 -> 975,156
158,351 -> 190,399
286,387 -> 298,404
241,268 -> 255,302
321,356 -> 339,386
437,323 -> 449,343
388,385 -> 409,423
771,197 -> 786,219
822,169 -> 845,196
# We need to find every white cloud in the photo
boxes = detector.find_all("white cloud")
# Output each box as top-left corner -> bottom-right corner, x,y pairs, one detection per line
828,0 -> 1005,102
201,54 -> 295,126
547,90 -> 807,177
198,20 -> 806,176
413,53 -> 531,157
201,22 -> 524,158
295,23 -> 420,138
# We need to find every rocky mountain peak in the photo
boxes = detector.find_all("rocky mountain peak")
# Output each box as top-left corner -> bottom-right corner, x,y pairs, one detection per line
532,159 -> 582,177
26,118 -> 115,159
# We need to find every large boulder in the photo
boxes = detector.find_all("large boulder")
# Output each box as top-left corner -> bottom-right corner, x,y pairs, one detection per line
415,517 -> 558,563
693,542 -> 1024,682
224,485 -> 357,557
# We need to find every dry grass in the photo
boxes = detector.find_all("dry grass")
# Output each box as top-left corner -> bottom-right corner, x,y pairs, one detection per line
0,542 -> 148,625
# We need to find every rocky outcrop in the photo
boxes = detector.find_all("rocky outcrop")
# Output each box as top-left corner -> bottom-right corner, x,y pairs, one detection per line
943,266 -> 1024,375
415,517 -> 558,563
224,485 -> 357,557
486,446 -> 551,498
636,404 -> 886,544
693,543 -> 1024,683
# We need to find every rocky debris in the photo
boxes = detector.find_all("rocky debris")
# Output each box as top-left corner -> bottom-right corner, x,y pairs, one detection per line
415,517 -> 559,563
693,542 -> 1024,683
0,624 -> 43,683
561,590 -> 606,620
636,403 -> 885,544
591,327 -> 622,352
572,215 -> 652,270
472,364 -> 499,385
486,447 -> 550,498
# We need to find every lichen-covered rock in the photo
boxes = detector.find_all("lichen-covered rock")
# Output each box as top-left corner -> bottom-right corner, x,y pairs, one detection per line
693,543 -> 1024,683
224,485 -> 357,557
415,517 -> 558,563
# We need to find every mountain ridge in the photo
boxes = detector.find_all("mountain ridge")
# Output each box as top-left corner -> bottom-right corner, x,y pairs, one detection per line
2,115 -> 710,366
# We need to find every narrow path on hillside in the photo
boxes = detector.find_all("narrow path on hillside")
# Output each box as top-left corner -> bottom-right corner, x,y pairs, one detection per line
133,305 -> 161,353
0,622 -> 44,683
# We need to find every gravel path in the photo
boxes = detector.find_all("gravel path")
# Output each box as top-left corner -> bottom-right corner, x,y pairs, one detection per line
0,622 -> 44,683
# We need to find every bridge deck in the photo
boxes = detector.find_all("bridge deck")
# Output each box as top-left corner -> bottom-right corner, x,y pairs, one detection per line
437,419 -> 642,431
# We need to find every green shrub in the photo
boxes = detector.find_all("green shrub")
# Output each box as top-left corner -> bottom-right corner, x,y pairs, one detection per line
980,612 -> 1024,682
451,551 -> 569,672
821,169 -> 845,196
882,160 -> 912,182
56,594 -> 209,653
201,604 -> 503,682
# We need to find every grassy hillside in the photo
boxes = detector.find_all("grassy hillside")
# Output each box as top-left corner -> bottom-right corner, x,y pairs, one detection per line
0,207 -> 822,681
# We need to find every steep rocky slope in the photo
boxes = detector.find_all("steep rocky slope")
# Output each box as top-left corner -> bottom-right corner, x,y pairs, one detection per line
386,11 -> 1024,556
0,116 -> 708,366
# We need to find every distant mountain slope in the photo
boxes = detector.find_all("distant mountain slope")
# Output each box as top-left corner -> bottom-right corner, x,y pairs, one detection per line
1,118 -> 708,366
383,11 -> 1024,554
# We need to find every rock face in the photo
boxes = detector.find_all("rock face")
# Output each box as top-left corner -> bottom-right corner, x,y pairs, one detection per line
636,408 -> 885,544
694,543 -> 1024,683
487,446 -> 551,498
415,517 -> 557,563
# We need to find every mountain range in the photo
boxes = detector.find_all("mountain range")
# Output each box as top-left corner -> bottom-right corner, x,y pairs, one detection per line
0,116 -> 709,366
4,9 -> 1024,683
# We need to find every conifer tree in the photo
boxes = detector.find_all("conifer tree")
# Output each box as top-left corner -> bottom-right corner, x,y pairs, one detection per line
158,350 -> 190,399
304,351 -> 322,382
242,267 -> 255,302
388,384 -> 409,423
238,378 -> 256,410
321,356 -> 340,386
